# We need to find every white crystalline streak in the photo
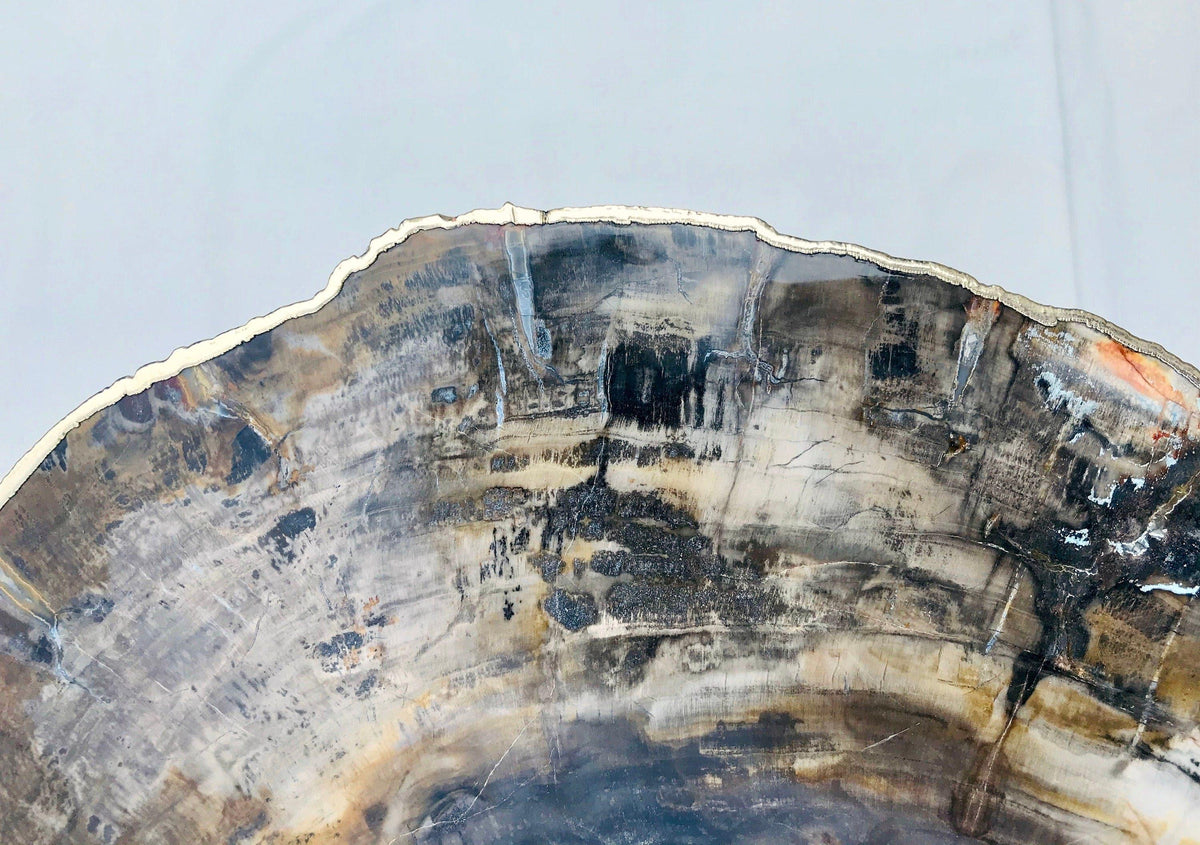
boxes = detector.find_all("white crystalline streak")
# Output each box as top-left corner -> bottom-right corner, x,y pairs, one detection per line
483,318 -> 507,428
1109,533 -> 1158,559
1038,370 -> 1100,419
503,228 -> 552,360
1061,528 -> 1091,547
1139,582 -> 1200,597
596,337 -> 609,415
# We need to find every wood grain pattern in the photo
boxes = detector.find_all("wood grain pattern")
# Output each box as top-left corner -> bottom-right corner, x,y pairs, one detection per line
2,210 -> 1199,843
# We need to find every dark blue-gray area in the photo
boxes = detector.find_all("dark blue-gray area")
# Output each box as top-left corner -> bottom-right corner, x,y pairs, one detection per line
259,507 -> 317,569
226,425 -> 272,484
314,630 -> 362,658
275,507 -> 317,538
38,438 -> 68,472
216,332 -> 274,381
117,392 -> 154,425
411,719 -> 978,845
313,630 -> 363,672
431,386 -> 458,404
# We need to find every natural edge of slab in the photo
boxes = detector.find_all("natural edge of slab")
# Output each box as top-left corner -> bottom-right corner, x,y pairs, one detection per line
2,202 -> 1194,513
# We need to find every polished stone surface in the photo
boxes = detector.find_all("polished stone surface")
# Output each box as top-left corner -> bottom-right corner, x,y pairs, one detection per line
2,209 -> 1199,843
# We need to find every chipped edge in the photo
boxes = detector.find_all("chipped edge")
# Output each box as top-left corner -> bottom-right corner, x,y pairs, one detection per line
2,202 -> 1197,512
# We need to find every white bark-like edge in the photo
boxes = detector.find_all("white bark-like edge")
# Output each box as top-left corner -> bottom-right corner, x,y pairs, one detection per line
2,202 -> 1195,513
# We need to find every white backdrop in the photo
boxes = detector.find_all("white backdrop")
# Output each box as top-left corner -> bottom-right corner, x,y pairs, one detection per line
2,1 -> 1197,476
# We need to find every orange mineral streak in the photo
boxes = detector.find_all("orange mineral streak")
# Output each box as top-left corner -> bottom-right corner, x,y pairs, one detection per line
1093,340 -> 1191,411
161,375 -> 195,411
966,297 -> 1002,321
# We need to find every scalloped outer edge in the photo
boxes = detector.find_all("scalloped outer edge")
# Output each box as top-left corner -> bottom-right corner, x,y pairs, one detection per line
3,202 -> 1196,512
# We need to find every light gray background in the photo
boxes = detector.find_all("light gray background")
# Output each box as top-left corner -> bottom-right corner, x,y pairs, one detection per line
2,1 -> 1197,477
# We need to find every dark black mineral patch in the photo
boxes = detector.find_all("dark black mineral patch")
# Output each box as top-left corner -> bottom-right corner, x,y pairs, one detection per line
544,589 -> 597,631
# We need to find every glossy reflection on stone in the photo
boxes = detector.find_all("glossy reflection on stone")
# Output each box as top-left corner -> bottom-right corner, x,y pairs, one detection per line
1,208 -> 1199,844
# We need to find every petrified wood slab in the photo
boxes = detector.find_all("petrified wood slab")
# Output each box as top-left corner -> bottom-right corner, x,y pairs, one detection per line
2,206 -> 1199,843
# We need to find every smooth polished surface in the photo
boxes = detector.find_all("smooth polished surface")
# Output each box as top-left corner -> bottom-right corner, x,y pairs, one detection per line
2,210 -> 1199,843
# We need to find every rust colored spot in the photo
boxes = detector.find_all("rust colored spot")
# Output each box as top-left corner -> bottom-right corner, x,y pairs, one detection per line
152,375 -> 194,410
965,297 -> 1001,321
